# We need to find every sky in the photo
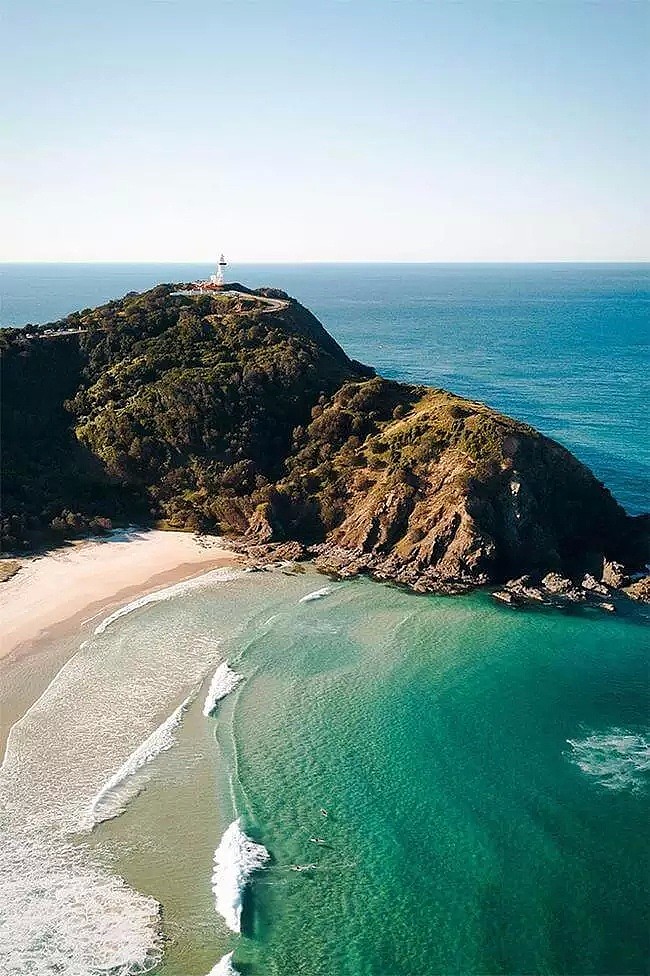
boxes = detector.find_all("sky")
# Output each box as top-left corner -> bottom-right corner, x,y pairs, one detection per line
1,0 -> 648,262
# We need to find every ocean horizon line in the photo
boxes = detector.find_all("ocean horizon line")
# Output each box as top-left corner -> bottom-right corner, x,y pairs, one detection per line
1,259 -> 649,267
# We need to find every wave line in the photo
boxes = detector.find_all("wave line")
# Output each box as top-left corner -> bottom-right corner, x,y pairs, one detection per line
80,692 -> 194,831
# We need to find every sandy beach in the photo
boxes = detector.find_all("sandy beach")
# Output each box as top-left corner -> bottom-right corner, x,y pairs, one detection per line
0,528 -> 239,661
0,529 -> 240,754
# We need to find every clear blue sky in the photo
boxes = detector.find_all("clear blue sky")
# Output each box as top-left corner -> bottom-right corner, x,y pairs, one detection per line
1,0 -> 648,262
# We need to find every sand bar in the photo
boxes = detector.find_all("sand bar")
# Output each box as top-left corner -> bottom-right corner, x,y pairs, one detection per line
0,528 -> 239,660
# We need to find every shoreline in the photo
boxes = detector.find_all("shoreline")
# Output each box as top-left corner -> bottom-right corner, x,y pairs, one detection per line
0,529 -> 240,662
0,530 -> 240,753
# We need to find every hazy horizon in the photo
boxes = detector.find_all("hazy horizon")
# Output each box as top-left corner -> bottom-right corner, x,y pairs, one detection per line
2,259 -> 649,266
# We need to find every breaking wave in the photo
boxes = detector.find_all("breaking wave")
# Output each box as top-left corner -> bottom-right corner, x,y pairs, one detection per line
0,564 -> 246,973
206,951 -> 238,976
81,693 -> 193,831
299,586 -> 333,603
212,819 -> 270,933
566,729 -> 650,792
94,567 -> 243,634
0,830 -> 162,976
203,662 -> 244,717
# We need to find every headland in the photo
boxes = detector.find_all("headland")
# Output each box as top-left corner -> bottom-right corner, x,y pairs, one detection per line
2,282 -> 648,603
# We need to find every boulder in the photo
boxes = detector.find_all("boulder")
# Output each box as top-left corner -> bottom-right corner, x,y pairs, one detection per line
623,575 -> 650,603
582,573 -> 610,596
602,560 -> 629,588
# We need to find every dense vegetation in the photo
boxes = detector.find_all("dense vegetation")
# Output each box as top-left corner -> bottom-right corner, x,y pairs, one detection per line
1,329 -> 146,549
0,285 -> 371,549
1,282 -> 645,586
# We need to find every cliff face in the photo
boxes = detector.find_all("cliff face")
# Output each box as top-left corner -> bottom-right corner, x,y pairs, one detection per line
262,380 -> 645,591
1,284 -> 646,591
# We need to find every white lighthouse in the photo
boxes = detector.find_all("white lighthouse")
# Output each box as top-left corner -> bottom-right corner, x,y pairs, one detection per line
210,253 -> 228,287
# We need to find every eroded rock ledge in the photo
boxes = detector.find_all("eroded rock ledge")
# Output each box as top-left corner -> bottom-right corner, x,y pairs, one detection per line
233,537 -> 650,609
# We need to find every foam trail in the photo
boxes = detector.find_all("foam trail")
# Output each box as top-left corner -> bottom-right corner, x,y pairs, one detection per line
95,567 -> 242,635
206,951 -> 238,976
203,662 -> 244,717
212,819 -> 269,933
0,831 -> 162,976
566,729 -> 650,792
299,586 -> 333,603
81,694 -> 193,830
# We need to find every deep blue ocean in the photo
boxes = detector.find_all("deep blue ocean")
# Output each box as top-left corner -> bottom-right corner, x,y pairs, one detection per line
1,263 -> 647,515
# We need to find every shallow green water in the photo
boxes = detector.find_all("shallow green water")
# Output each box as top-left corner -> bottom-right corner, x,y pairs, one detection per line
2,566 -> 647,974
88,569 -> 649,976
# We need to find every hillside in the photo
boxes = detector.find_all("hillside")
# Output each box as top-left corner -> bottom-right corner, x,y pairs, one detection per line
0,284 -> 371,548
1,283 -> 647,592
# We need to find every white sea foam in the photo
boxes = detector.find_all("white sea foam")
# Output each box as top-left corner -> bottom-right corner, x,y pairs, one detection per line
0,565 -> 246,974
0,831 -> 162,976
212,819 -> 270,933
203,662 -> 244,717
81,693 -> 193,831
94,567 -> 242,634
566,729 -> 650,792
206,951 -> 238,976
299,586 -> 333,603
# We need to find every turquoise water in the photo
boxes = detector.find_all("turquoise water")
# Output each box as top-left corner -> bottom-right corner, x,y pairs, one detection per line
230,579 -> 648,975
2,566 -> 648,974
0,265 -> 648,974
1,263 -> 648,512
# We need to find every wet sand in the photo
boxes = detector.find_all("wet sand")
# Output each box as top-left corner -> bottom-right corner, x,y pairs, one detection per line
0,529 -> 240,752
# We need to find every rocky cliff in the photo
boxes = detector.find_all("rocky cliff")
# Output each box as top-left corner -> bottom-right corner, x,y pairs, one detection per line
255,379 -> 647,593
1,284 -> 647,596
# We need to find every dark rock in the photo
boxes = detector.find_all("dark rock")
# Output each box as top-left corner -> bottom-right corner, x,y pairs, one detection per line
495,570 -> 622,613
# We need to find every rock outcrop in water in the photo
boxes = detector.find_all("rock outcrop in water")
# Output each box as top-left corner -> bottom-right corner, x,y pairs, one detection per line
1,283 -> 647,596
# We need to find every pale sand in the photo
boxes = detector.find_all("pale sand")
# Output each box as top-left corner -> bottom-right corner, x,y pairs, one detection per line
0,529 -> 239,661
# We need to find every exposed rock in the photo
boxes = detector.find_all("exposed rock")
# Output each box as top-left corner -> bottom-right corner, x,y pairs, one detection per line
0,559 -> 21,583
623,575 -> 650,603
602,560 -> 629,588
581,573 -> 611,597
311,538 -> 476,595
493,590 -> 516,605
237,538 -> 309,569
503,576 -> 547,602
541,573 -> 586,601
269,380 -> 648,596
493,572 -> 620,613
542,572 -> 573,594
246,503 -> 283,544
